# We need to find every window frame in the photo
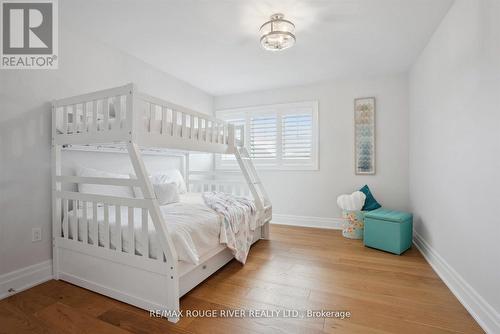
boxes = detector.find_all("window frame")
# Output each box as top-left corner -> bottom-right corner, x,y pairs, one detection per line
216,101 -> 319,171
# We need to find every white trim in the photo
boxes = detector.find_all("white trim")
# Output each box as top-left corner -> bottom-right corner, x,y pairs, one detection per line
216,163 -> 320,172
271,214 -> 343,230
413,231 -> 500,334
0,261 -> 53,300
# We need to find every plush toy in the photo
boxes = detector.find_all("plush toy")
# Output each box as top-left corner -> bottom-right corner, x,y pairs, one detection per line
336,191 -> 366,211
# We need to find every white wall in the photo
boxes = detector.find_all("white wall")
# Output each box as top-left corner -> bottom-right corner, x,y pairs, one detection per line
0,27 -> 212,275
409,0 -> 500,331
215,73 -> 409,221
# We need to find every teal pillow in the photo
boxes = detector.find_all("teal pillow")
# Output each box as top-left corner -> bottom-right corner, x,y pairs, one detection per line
360,185 -> 381,211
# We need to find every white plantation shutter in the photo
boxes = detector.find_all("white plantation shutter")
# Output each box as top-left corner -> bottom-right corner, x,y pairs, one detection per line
217,101 -> 318,170
282,114 -> 313,160
250,115 -> 277,160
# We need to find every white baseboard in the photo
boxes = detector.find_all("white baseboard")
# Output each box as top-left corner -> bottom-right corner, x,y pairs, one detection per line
413,231 -> 499,334
271,214 -> 343,230
0,260 -> 53,300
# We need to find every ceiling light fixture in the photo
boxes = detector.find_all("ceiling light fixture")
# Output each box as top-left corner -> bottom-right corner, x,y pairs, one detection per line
260,13 -> 295,51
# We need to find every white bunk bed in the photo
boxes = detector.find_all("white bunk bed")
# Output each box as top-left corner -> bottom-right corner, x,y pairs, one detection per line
51,83 -> 272,322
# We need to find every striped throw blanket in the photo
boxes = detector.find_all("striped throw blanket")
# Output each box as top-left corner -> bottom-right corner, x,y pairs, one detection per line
202,192 -> 257,264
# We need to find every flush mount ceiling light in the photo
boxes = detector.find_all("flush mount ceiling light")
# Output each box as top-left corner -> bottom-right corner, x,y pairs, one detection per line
260,13 -> 296,51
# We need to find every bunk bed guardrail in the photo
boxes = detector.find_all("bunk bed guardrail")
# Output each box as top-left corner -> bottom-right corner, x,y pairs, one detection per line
52,83 -> 242,152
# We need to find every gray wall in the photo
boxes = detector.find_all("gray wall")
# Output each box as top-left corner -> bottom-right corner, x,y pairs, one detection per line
0,28 -> 213,275
409,0 -> 500,322
214,73 -> 410,219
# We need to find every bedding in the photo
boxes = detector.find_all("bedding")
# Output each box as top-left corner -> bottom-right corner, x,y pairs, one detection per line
153,182 -> 179,205
132,170 -> 187,198
67,191 -> 260,265
202,192 -> 257,264
67,193 -> 222,264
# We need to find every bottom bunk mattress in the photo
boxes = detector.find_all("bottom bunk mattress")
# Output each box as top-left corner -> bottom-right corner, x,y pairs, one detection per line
66,193 -> 222,265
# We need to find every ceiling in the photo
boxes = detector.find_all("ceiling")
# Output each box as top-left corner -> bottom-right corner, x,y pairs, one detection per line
62,0 -> 453,96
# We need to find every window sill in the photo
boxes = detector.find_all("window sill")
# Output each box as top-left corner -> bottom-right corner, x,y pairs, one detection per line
216,164 -> 319,172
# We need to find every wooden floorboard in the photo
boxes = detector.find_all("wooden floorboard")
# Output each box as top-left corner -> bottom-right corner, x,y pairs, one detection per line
0,224 -> 484,334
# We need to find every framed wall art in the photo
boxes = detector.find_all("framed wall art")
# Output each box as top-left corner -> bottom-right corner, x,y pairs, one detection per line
354,97 -> 375,175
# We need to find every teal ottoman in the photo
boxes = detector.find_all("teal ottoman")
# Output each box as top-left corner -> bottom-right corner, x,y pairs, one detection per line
363,208 -> 413,255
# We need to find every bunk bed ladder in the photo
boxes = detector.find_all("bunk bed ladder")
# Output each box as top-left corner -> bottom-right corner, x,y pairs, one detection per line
235,147 -> 271,213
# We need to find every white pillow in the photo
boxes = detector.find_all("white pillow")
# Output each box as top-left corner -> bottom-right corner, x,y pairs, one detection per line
153,182 -> 179,205
153,170 -> 187,194
77,167 -> 134,198
132,170 -> 187,198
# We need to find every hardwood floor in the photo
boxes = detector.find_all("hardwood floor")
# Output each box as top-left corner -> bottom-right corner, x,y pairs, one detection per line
0,225 -> 483,334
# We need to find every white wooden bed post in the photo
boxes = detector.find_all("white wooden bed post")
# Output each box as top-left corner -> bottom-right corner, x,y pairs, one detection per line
51,101 -> 61,279
127,143 -> 180,321
128,86 -> 180,322
184,152 -> 190,191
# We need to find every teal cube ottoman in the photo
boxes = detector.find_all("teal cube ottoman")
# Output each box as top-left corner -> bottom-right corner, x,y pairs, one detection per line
363,208 -> 413,255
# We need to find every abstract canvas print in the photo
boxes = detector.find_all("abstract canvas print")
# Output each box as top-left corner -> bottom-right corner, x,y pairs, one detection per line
354,97 -> 375,174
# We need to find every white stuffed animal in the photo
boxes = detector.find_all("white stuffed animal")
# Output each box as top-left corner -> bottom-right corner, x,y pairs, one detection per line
337,191 -> 366,211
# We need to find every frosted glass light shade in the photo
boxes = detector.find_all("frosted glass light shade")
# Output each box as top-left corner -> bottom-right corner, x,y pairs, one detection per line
259,13 -> 296,51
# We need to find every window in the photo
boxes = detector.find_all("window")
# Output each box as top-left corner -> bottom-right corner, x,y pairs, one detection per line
282,113 -> 313,160
216,101 -> 318,170
250,115 -> 277,160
